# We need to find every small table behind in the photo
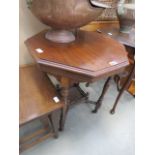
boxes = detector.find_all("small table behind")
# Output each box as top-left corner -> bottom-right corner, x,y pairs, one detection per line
97,27 -> 135,114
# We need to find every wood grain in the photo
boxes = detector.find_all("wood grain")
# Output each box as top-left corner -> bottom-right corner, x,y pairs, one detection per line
81,21 -> 119,31
25,30 -> 129,81
19,65 -> 64,126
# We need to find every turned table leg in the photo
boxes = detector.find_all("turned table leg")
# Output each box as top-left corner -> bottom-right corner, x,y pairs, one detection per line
110,64 -> 135,114
74,83 -> 89,101
92,77 -> 112,113
59,77 -> 70,131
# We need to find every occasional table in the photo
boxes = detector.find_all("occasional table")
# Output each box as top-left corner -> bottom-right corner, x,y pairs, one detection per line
20,65 -> 64,152
25,30 -> 129,130
97,27 -> 135,114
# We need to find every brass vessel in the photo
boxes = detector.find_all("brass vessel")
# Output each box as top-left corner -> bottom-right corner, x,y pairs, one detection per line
26,0 -> 110,43
117,0 -> 135,33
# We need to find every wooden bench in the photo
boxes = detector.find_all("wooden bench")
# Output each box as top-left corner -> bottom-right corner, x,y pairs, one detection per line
19,65 -> 64,152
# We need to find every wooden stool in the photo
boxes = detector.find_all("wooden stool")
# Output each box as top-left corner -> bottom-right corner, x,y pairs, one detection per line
19,65 -> 64,152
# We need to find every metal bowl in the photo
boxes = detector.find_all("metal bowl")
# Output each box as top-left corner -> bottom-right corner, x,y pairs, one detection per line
26,0 -> 109,43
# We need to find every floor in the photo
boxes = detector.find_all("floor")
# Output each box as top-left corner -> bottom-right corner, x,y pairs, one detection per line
21,79 -> 135,155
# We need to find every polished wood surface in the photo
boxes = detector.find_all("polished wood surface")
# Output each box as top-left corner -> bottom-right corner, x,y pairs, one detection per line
97,27 -> 135,48
25,30 -> 129,129
25,30 -> 129,81
81,21 -> 119,32
19,65 -> 64,126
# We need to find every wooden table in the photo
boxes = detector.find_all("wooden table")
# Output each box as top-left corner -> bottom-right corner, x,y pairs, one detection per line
97,27 -> 135,47
25,30 -> 129,130
20,65 -> 64,151
97,27 -> 135,114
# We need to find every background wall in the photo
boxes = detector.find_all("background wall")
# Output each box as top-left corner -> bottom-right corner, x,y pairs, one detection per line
19,0 -> 48,65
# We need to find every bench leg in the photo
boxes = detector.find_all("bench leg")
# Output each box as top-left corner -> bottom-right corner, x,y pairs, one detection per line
47,114 -> 58,138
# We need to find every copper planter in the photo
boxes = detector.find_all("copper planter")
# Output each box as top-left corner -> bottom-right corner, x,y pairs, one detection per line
26,0 -> 109,43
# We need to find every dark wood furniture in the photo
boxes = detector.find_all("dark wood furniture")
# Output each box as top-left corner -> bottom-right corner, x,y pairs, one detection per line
19,65 -> 64,152
97,27 -> 135,47
81,21 -> 119,32
97,27 -> 135,114
25,30 -> 129,130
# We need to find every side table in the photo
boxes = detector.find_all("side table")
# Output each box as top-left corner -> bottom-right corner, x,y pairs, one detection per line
20,65 -> 64,152
97,27 -> 135,114
25,30 -> 129,130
